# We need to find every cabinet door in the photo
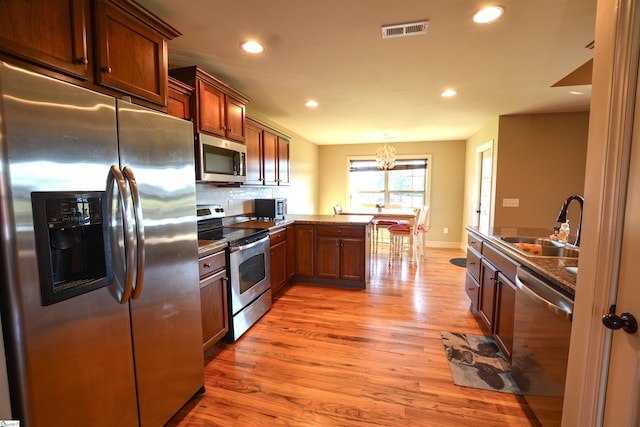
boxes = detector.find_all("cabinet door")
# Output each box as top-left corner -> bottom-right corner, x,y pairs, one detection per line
479,259 -> 498,333
316,237 -> 340,279
167,78 -> 192,120
225,95 -> 245,142
340,238 -> 364,281
94,0 -> 167,105
263,130 -> 278,185
270,240 -> 287,296
0,0 -> 89,79
494,273 -> 516,359
277,136 -> 290,185
196,79 -> 225,137
245,122 -> 264,185
286,226 -> 295,280
294,225 -> 314,277
200,269 -> 229,353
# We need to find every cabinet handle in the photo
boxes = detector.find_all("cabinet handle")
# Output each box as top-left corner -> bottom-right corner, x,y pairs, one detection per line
77,57 -> 88,65
469,261 -> 476,265
102,66 -> 112,73
204,263 -> 211,268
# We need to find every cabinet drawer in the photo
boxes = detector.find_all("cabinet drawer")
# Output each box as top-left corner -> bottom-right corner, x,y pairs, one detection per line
466,246 -> 481,281
270,228 -> 287,246
199,250 -> 226,279
468,231 -> 483,252
482,243 -> 518,283
316,225 -> 363,238
465,271 -> 480,312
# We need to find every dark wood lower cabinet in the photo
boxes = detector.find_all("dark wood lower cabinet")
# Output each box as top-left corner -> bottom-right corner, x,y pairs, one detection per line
199,248 -> 228,355
478,258 -> 498,333
269,228 -> 289,298
465,229 -> 521,360
494,273 -> 516,359
294,225 -> 315,277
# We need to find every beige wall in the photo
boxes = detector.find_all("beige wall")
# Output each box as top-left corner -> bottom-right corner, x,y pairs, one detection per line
462,112 -> 589,246
494,112 -> 589,230
318,140 -> 466,247
463,117 -> 499,240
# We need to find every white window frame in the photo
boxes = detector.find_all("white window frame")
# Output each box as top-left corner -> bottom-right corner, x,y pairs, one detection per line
346,154 -> 432,210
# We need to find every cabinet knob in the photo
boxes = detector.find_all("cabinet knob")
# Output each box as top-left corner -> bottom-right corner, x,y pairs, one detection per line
102,66 -> 112,74
204,263 -> 211,268
76,57 -> 89,65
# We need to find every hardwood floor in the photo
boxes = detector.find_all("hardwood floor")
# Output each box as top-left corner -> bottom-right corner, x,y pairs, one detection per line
167,247 -> 539,426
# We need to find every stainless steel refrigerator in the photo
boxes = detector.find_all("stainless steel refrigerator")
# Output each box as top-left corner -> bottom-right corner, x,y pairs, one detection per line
0,61 -> 204,426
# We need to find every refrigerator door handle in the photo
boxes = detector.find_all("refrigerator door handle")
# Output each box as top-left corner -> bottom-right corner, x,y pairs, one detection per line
123,166 -> 145,299
107,165 -> 136,303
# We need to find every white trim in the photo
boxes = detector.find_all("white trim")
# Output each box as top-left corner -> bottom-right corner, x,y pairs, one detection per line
346,154 -> 433,211
563,0 -> 640,425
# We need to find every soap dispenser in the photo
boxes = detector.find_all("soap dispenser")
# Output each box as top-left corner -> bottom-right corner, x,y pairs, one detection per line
559,220 -> 570,244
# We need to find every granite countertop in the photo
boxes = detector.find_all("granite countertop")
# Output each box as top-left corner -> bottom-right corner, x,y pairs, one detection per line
467,225 -> 579,295
198,215 -> 373,254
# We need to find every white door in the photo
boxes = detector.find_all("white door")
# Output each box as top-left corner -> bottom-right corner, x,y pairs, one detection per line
601,54 -> 640,425
475,142 -> 493,230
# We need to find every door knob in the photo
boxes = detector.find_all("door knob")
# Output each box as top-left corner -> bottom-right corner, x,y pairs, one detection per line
602,305 -> 638,334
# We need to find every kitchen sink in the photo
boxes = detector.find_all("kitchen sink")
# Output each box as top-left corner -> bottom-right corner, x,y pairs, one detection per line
498,236 -> 580,258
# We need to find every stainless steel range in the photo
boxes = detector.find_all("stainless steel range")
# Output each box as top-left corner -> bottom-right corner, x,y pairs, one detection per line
197,205 -> 272,341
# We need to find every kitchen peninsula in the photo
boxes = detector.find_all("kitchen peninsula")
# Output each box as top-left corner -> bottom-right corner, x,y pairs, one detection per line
227,214 -> 372,290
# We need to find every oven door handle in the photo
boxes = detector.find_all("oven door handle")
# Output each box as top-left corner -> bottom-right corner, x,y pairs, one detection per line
229,236 -> 269,253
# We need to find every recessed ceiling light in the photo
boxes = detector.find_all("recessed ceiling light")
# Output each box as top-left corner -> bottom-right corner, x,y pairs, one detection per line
241,40 -> 264,54
569,90 -> 584,95
473,6 -> 505,24
305,100 -> 319,108
441,89 -> 457,97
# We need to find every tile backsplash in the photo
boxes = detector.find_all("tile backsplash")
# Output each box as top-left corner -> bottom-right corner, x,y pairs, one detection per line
196,183 -> 290,217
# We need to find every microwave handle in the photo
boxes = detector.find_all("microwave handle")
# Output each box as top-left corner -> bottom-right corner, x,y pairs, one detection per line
236,151 -> 246,176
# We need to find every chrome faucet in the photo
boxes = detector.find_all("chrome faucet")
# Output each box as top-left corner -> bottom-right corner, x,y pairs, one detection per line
556,195 -> 584,246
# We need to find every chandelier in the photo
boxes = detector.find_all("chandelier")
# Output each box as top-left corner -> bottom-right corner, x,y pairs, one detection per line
375,141 -> 396,170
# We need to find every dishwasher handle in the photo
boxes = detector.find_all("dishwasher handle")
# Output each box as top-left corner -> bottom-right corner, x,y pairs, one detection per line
515,267 -> 574,321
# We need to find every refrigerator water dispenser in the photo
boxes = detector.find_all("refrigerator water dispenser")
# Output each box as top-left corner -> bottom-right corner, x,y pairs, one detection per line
31,192 -> 112,305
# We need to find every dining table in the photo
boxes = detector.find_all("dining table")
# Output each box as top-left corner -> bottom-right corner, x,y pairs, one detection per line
339,207 -> 417,255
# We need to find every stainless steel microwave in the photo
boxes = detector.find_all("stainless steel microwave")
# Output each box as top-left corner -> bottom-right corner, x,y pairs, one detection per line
196,133 -> 246,183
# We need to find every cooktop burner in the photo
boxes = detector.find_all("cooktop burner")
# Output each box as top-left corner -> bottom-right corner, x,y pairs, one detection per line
197,204 -> 268,247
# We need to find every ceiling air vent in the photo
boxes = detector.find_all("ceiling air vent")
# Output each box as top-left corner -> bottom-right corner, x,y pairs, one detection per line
381,21 -> 429,39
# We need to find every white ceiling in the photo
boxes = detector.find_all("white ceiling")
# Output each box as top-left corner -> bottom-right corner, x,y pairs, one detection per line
137,0 -> 596,145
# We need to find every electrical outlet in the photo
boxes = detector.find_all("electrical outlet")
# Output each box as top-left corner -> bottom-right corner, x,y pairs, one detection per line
502,198 -> 520,207
444,227 -> 449,234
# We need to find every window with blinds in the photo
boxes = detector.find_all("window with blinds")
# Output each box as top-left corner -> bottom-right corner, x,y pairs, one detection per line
348,158 -> 429,209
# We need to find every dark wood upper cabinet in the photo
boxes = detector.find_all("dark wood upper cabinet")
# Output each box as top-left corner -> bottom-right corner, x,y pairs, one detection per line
94,0 -> 174,106
245,116 -> 291,186
0,0 -> 180,109
245,120 -> 264,185
169,66 -> 250,143
0,0 -> 89,79
167,76 -> 193,120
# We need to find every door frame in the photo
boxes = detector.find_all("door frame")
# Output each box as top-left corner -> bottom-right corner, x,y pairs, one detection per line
473,140 -> 494,229
562,0 -> 639,424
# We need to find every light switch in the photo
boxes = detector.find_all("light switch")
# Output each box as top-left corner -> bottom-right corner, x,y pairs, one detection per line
503,198 -> 520,207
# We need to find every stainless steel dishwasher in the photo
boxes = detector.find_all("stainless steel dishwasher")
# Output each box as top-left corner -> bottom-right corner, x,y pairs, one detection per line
512,266 -> 574,427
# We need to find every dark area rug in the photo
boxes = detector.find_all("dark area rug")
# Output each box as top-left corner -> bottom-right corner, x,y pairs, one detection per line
449,257 -> 466,267
441,331 -> 522,395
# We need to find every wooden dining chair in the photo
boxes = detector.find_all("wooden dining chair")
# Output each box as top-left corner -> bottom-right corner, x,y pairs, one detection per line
387,206 -> 428,265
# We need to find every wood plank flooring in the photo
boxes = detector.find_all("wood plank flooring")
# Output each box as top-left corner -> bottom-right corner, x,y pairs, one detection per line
167,247 -> 539,426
